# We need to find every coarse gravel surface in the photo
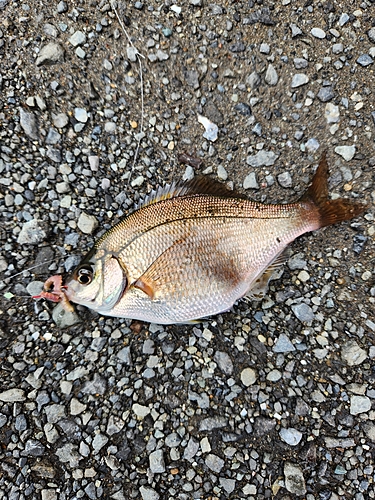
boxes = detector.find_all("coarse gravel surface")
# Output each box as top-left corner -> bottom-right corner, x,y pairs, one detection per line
1,1 -> 375,499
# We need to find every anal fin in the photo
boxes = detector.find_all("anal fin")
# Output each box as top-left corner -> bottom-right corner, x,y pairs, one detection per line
245,249 -> 290,302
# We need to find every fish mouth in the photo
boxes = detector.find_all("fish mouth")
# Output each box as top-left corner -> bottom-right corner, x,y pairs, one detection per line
33,274 -> 74,312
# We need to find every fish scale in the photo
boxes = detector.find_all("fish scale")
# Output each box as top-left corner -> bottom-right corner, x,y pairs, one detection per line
107,214 -> 313,323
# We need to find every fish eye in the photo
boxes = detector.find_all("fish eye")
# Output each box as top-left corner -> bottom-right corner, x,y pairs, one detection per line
77,265 -> 93,285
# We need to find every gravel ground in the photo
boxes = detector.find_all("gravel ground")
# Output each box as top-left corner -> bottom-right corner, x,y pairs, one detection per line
1,1 -> 375,499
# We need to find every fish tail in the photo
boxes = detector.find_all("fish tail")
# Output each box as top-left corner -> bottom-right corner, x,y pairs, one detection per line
301,151 -> 366,228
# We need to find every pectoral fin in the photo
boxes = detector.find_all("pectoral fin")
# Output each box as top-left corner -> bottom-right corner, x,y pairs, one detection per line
133,277 -> 157,299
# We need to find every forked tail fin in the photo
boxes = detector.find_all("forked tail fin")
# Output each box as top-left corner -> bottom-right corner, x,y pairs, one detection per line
301,151 -> 367,228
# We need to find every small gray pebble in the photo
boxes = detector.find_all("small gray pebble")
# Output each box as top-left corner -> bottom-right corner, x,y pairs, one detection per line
47,147 -> 61,163
247,150 -> 278,167
317,86 -> 335,102
279,428 -> 303,446
20,108 -> 39,140
290,24 -> 303,37
74,107 -> 88,123
199,416 -> 227,431
310,27 -> 325,39
332,43 -> 343,54
0,389 -> 26,402
69,31 -> 86,47
284,462 -> 306,496
149,449 -> 165,473
139,487 -> 159,500
205,453 -> 224,473
339,13 -> 349,26
105,122 -> 117,133
165,432 -> 181,447
368,27 -> 375,43
78,212 -> 98,234
57,0 -> 67,13
182,165 -> 194,181
23,439 -> 45,457
305,138 -> 320,152
43,23 -> 58,38
75,46 -> 86,59
17,219 -> 46,245
92,433 -> 108,453
357,54 -> 373,67
36,42 -> 64,66
291,303 -> 315,323
293,58 -> 308,69
184,69 -> 199,89
350,395 -> 371,415
291,73 -> 309,88
341,340 -> 367,366
117,347 -> 132,365
325,103 -> 340,123
52,303 -> 81,328
246,71 -> 261,90
46,127 -> 61,145
217,165 -> 227,181
103,59 -> 113,71
273,334 -> 295,353
234,102 -> 251,116
184,437 -> 199,460
214,351 -> 233,375
243,172 -> 259,189
277,171 -> 292,188
240,367 -> 257,386
52,113 -> 69,128
26,280 -> 44,297
335,145 -> 355,161
156,50 -> 169,61
265,64 -> 278,86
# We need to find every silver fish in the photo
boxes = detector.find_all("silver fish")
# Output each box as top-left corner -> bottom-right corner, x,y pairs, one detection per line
34,153 -> 366,324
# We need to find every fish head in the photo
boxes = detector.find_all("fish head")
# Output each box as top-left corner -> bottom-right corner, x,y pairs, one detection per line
65,249 -> 126,312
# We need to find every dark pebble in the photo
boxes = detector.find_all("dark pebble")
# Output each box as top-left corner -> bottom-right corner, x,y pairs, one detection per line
234,102 -> 251,115
24,190 -> 35,201
317,86 -> 335,102
229,42 -> 246,52
353,234 -> 367,254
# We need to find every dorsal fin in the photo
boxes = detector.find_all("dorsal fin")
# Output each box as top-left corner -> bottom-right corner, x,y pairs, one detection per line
136,175 -> 247,210
183,175 -> 248,199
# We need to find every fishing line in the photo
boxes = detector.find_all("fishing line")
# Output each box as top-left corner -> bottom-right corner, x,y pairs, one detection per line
5,258 -> 60,281
111,0 -> 145,189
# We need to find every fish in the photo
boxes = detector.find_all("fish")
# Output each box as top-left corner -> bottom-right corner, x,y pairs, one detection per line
33,153 -> 366,325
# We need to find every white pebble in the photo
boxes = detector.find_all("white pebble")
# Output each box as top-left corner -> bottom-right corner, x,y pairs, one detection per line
240,367 -> 257,386
335,145 -> 356,161
74,107 -> 88,123
131,175 -> 144,188
77,212 -> 98,234
311,27 -> 326,39
217,165 -> 228,181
